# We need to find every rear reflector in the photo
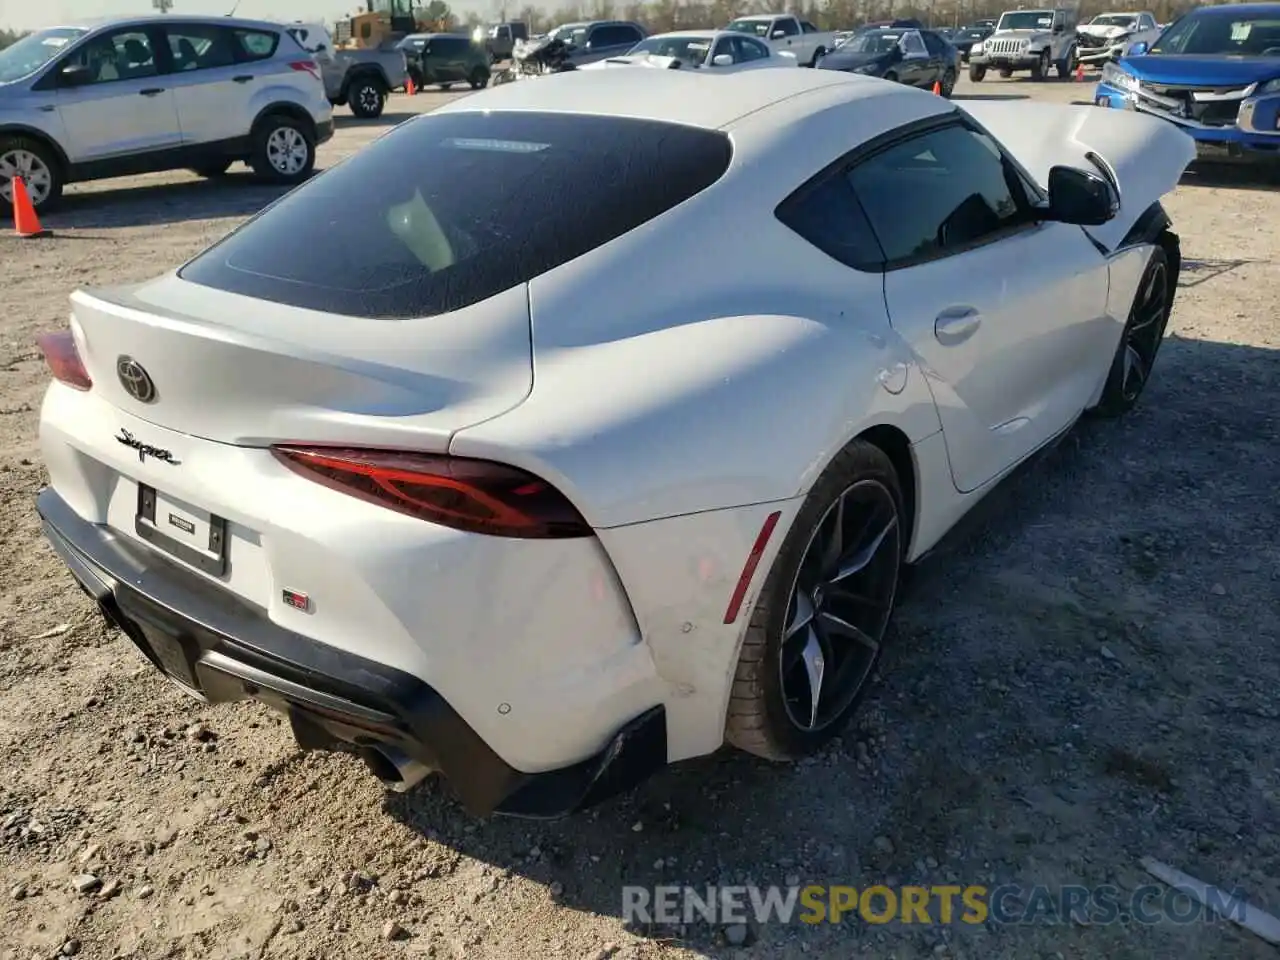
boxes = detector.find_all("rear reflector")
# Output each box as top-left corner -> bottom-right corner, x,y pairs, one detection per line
36,331 -> 92,391
723,511 -> 782,625
273,446 -> 592,539
289,59 -> 320,79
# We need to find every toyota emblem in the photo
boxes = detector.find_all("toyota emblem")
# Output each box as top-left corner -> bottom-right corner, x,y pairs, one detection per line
116,356 -> 156,403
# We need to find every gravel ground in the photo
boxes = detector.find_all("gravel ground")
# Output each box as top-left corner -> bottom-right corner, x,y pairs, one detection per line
1,78 -> 1277,960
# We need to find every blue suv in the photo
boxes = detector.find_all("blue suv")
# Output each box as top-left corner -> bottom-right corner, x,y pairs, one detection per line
1092,3 -> 1280,165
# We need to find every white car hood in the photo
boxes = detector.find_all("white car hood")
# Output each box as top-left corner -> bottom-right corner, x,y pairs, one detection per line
961,100 -> 1195,251
1080,24 -> 1134,39
583,53 -> 686,70
990,29 -> 1050,41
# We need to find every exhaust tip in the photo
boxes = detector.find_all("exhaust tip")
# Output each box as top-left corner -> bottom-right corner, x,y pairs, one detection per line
359,745 -> 433,793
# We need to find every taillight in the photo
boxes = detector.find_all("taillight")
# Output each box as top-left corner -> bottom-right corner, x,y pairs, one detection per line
272,446 -> 592,539
289,59 -> 320,80
36,331 -> 92,391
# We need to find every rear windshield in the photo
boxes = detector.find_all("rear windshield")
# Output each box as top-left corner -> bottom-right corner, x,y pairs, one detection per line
179,111 -> 731,319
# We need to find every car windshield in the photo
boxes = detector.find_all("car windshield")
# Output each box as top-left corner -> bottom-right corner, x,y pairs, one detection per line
996,11 -> 1054,31
1150,11 -> 1280,56
842,30 -> 903,54
178,111 -> 732,320
1091,15 -> 1138,27
0,27 -> 87,84
545,25 -> 582,44
726,19 -> 771,38
958,28 -> 988,39
625,35 -> 712,61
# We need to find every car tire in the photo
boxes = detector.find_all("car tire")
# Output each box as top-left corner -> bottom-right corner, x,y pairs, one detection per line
883,70 -> 899,84
469,68 -> 489,89
438,83 -> 453,91
1000,67 -> 1013,78
725,438 -> 904,761
1031,49 -> 1049,80
1088,245 -> 1174,419
348,77 -> 386,119
940,68 -> 957,97
1056,46 -> 1077,78
809,46 -> 826,67
248,114 -> 316,185
969,64 -> 986,81
189,161 -> 232,178
0,135 -> 64,213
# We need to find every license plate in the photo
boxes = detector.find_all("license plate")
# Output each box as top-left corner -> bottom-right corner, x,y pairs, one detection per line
135,483 -> 227,576
1195,142 -> 1232,158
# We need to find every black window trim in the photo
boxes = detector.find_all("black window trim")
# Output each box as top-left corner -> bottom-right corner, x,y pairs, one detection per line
774,112 -> 1051,275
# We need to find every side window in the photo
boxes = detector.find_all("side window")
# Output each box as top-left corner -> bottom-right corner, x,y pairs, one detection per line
800,20 -> 818,33
360,23 -> 373,40
165,25 -> 236,72
735,37 -> 769,61
62,29 -> 158,84
234,28 -> 279,62
845,124 -> 1028,266
1141,14 -> 1156,29
711,37 -> 734,62
922,31 -> 946,56
774,18 -> 800,37
776,171 -> 885,272
902,32 -> 927,56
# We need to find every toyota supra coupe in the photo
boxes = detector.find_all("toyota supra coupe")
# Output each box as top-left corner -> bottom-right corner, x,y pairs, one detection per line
35,68 -> 1194,819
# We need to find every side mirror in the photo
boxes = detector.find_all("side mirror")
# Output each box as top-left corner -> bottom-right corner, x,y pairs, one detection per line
890,45 -> 905,61
1052,23 -> 1064,33
1045,165 -> 1118,226
59,63 -> 93,87
712,53 -> 734,66
771,29 -> 787,39
1128,40 -> 1149,55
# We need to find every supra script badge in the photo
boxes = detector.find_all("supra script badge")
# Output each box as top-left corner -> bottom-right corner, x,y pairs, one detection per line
115,428 -> 179,465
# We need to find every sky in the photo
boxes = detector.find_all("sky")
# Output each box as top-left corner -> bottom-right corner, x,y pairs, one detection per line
0,0 -> 495,32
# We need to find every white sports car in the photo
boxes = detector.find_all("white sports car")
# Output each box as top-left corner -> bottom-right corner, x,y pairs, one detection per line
35,69 -> 1194,819
580,29 -> 797,71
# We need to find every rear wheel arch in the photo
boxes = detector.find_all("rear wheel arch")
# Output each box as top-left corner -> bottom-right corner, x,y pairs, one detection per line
251,103 -> 316,141
856,424 -> 918,559
340,67 -> 388,99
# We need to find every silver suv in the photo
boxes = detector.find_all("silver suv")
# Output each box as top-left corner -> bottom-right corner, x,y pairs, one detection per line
0,14 -> 333,211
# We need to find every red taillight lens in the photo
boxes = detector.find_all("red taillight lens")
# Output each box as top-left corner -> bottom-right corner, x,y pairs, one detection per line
272,446 -> 592,539
36,331 -> 92,391
289,59 -> 320,79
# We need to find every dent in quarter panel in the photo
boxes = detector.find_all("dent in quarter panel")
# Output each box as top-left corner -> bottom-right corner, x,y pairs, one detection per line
595,497 -> 805,762
449,313 -> 941,528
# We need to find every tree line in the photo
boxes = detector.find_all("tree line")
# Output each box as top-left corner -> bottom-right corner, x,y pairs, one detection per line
0,28 -> 29,50
432,0 -> 1222,34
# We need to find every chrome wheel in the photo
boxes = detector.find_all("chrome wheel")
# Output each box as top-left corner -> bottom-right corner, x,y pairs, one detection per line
0,148 -> 53,206
1120,258 -> 1169,402
356,84 -> 382,114
780,479 -> 901,733
266,127 -> 309,176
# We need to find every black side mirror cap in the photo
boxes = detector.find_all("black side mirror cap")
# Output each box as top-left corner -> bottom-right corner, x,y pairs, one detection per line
1044,164 -> 1119,226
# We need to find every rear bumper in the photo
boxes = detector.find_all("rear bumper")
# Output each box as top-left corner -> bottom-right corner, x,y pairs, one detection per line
36,487 -> 666,819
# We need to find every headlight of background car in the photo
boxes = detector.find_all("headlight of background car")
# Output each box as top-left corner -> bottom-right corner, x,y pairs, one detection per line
1101,61 -> 1139,91
1258,78 -> 1280,95
971,41 -> 984,54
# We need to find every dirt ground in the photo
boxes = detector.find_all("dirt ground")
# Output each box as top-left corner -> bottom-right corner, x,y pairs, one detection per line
1,76 -> 1278,960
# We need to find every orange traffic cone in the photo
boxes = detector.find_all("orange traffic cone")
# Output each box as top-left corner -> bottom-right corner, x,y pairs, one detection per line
932,79 -> 942,95
1075,62 -> 1085,82
406,76 -> 416,95
11,176 -> 48,239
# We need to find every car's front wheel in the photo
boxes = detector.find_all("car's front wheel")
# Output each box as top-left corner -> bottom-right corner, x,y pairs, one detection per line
969,63 -> 986,81
469,67 -> 489,89
883,70 -> 899,84
725,439 -> 904,760
1031,49 -> 1050,80
1089,245 -> 1175,418
248,115 -> 316,184
0,136 -> 63,212
940,68 -> 957,97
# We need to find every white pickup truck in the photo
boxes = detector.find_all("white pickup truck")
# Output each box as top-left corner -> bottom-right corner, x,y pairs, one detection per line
724,14 -> 838,66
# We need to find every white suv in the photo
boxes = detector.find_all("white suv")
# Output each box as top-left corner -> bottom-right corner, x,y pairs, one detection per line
0,14 -> 333,211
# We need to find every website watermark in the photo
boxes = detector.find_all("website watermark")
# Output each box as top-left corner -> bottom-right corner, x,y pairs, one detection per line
622,883 -> 1248,928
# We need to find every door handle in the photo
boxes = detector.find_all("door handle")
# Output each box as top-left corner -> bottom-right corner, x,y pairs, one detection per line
934,307 -> 981,345
37,104 -> 55,112
233,75 -> 254,83
139,87 -> 166,96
